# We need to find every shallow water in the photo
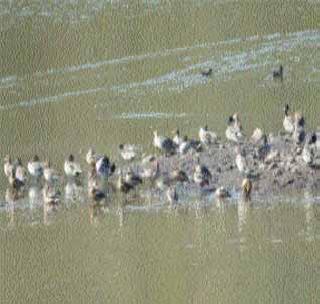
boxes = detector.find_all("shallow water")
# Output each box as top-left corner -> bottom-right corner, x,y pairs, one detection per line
1,0 -> 320,303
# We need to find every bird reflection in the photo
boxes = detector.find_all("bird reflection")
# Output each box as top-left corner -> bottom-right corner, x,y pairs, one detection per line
238,198 -> 251,253
65,180 -> 84,205
304,189 -> 315,242
5,187 -> 21,228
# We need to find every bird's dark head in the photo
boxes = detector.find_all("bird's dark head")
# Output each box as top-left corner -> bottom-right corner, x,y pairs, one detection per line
68,154 -> 74,162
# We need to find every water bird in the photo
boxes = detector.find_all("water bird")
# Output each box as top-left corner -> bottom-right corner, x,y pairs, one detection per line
119,144 -> 137,161
14,158 -> 27,184
178,135 -> 192,155
172,129 -> 183,146
283,104 -> 295,134
201,68 -> 212,77
241,178 -> 252,200
193,159 -> 212,187
302,133 -> 316,166
4,155 -> 14,178
28,155 -> 44,178
64,154 -> 82,178
8,170 -> 25,189
293,112 -> 305,144
166,186 -> 178,205
273,65 -> 283,81
153,131 -> 177,155
226,113 -> 244,143
95,155 -> 116,178
235,146 -> 248,174
199,125 -> 218,145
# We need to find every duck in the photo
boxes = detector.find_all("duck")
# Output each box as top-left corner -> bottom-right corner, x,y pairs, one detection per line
42,184 -> 61,205
242,178 -> 252,200
125,169 -> 143,187
172,129 -> 183,146
119,144 -> 137,161
235,146 -> 247,174
14,158 -> 27,184
43,161 -> 60,184
64,154 -> 82,178
166,186 -> 178,205
27,155 -> 44,178
273,65 -> 283,81
283,104 -> 295,134
95,155 -> 116,178
4,155 -> 14,178
153,131 -> 176,156
201,68 -> 212,77
193,159 -> 212,187
292,112 -> 305,144
215,187 -> 231,199
117,175 -> 134,193
225,113 -> 244,143
178,135 -> 192,155
199,125 -> 218,145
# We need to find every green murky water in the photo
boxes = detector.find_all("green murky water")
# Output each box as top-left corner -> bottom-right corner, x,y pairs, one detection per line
1,0 -> 320,303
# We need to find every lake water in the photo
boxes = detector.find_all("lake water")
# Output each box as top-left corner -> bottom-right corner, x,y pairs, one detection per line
1,0 -> 320,303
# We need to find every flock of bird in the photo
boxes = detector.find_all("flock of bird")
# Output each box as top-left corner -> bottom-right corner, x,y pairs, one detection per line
3,97 -> 316,209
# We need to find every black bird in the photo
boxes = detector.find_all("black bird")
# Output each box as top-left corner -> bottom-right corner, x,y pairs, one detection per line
201,68 -> 212,77
273,65 -> 283,81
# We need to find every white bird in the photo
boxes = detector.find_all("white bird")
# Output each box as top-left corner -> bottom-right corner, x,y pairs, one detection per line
153,131 -> 176,155
199,125 -> 218,145
235,146 -> 247,174
119,144 -> 137,161
28,155 -> 44,178
283,104 -> 295,134
178,136 -> 192,154
64,154 -> 82,177
226,113 -> 244,143
14,158 -> 27,184
172,129 -> 183,146
4,155 -> 14,178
